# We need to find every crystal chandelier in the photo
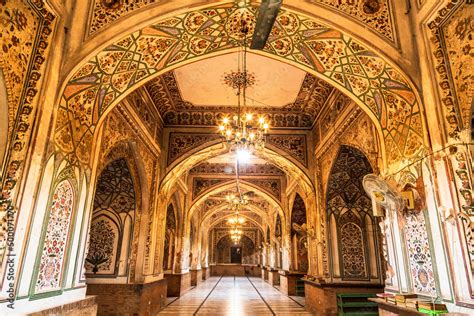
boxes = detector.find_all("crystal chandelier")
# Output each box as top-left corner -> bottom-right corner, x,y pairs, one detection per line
218,17 -> 270,155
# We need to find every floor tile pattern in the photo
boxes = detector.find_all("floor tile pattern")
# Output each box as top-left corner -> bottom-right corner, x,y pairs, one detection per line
158,276 -> 312,315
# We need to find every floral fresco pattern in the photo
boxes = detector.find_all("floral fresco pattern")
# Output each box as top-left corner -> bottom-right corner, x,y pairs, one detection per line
0,0 -> 55,266
85,218 -> 117,274
87,0 -> 396,42
55,2 -> 424,167
36,180 -> 74,292
428,0 -> 473,139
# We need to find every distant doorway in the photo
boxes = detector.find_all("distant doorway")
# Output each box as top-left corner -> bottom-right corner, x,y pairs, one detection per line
231,246 -> 242,263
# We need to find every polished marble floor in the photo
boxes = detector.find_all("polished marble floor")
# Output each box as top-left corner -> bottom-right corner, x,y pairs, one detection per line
158,276 -> 312,315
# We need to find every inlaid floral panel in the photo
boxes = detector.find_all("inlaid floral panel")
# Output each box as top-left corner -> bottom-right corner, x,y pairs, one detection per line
291,194 -> 307,231
404,211 -> 437,296
36,180 -> 74,292
85,218 -> 118,274
312,0 -> 396,42
267,134 -> 308,166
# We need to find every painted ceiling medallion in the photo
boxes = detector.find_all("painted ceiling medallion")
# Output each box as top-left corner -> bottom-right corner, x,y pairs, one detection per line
223,70 -> 256,90
362,0 -> 381,14
101,0 -> 122,10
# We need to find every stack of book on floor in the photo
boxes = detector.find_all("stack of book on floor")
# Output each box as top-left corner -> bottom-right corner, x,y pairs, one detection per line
395,293 -> 418,307
417,301 -> 448,314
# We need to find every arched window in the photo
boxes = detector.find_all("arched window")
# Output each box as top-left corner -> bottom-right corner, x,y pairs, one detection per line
326,145 -> 380,281
36,179 -> 75,292
86,158 -> 136,276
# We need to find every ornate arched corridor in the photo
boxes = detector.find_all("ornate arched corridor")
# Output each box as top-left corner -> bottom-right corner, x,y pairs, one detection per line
0,0 -> 473,315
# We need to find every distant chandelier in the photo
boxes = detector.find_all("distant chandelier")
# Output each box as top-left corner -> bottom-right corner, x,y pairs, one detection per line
218,17 -> 270,155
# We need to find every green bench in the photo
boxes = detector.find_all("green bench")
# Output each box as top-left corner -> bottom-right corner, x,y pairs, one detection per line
337,293 -> 379,316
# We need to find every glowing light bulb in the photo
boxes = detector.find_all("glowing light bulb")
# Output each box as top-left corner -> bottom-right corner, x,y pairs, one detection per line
226,130 -> 232,136
246,113 -> 253,121
249,133 -> 255,139
236,149 -> 250,163
259,117 -> 265,124
263,123 -> 269,129
219,125 -> 225,131
223,117 -> 229,124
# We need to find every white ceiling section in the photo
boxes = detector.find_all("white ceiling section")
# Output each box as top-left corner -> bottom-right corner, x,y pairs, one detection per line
173,52 -> 306,107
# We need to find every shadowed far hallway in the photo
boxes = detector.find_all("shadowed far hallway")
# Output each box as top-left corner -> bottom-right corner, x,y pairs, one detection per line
159,276 -> 311,315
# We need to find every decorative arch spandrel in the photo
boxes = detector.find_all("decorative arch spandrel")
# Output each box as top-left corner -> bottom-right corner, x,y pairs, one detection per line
55,2 -> 426,171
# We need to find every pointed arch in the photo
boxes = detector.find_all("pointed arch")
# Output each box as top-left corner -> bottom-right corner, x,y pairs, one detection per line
163,202 -> 177,271
86,158 -> 137,277
35,175 -> 76,293
55,2 -> 427,174
326,145 -> 382,282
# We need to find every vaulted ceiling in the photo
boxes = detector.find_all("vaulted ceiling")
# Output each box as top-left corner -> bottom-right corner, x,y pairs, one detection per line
93,0 -> 396,234
135,52 -> 335,129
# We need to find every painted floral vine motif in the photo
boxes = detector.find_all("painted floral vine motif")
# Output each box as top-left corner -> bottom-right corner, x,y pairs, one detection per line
87,0 -> 397,42
36,180 -> 74,292
404,210 -> 437,296
85,219 -> 116,273
428,0 -> 473,139
0,0 -> 55,267
454,152 -> 474,215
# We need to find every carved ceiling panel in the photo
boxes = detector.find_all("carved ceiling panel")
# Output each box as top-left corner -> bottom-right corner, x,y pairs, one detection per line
167,132 -> 220,165
189,162 -> 285,176
143,71 -> 333,129
192,176 -> 282,202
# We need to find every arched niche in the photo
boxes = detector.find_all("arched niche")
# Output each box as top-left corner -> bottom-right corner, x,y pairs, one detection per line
163,203 -> 177,271
86,158 -> 137,277
275,214 -> 283,269
34,171 -> 77,294
290,193 -> 308,273
326,145 -> 382,282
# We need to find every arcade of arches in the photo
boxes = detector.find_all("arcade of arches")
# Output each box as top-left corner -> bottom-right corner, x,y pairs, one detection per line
0,0 -> 473,315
